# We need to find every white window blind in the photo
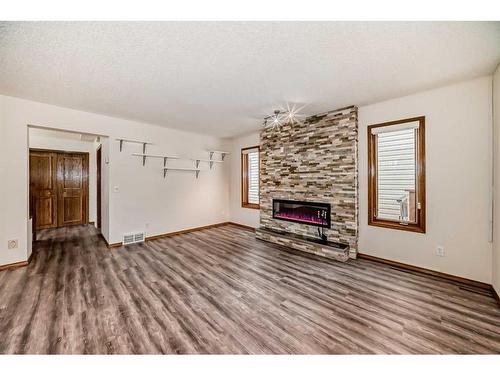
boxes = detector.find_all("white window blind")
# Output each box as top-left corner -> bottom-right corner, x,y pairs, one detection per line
247,151 -> 259,204
371,120 -> 420,134
376,128 -> 416,221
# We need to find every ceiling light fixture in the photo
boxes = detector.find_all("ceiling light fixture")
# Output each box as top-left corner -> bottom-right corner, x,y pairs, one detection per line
262,104 -> 306,130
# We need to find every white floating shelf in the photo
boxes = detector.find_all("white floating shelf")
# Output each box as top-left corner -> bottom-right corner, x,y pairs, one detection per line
186,158 -> 224,169
164,168 -> 201,171
187,158 -> 224,163
132,153 -> 180,159
116,138 -> 153,153
131,153 -> 181,166
125,147 -> 228,177
116,138 -> 153,144
131,153 -> 224,169
208,150 -> 230,161
163,167 -> 201,179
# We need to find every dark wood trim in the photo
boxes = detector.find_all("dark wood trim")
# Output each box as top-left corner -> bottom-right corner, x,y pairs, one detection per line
0,260 -> 28,272
106,222 -> 254,249
29,148 -> 89,155
493,286 -> 500,308
357,253 -> 491,290
146,222 -> 230,241
99,233 -> 121,249
241,146 -> 260,151
241,145 -> 260,210
96,145 -> 102,231
84,153 -> 90,226
227,222 -> 256,232
0,249 -> 36,273
242,203 -> 260,210
367,116 -> 426,233
102,223 -> 236,249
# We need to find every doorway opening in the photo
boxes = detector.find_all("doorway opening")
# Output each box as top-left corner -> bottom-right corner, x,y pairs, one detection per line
30,149 -> 89,230
96,145 -> 102,231
28,127 -> 107,241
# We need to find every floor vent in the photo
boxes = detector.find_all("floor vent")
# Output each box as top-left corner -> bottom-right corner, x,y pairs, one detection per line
123,231 -> 146,245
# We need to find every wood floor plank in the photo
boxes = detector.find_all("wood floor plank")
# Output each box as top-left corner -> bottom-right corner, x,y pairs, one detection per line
0,224 -> 499,354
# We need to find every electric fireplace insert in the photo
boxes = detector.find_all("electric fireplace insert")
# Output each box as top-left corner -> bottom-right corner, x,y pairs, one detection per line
272,199 -> 331,228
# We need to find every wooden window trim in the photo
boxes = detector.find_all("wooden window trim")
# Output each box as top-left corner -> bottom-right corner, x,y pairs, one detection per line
241,145 -> 260,210
367,116 -> 426,233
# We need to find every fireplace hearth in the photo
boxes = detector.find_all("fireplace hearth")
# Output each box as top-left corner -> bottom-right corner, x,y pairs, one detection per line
272,199 -> 331,228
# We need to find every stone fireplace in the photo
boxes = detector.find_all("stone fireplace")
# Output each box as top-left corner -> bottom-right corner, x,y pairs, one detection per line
255,106 -> 358,260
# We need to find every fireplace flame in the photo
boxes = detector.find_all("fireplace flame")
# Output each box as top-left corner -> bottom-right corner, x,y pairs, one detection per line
274,212 -> 328,225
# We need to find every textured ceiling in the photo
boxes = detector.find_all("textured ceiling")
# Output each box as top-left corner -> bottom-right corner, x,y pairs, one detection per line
1,22 -> 499,137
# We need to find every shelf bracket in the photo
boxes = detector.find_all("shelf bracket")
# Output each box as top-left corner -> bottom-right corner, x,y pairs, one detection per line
209,161 -> 214,170
195,170 -> 200,179
118,139 -> 152,154
195,159 -> 200,168
142,143 -> 148,166
209,151 -> 214,160
221,152 -> 227,161
163,169 -> 167,179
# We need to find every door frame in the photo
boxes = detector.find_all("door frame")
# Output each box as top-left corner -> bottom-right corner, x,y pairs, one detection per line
96,145 -> 102,231
29,148 -> 90,228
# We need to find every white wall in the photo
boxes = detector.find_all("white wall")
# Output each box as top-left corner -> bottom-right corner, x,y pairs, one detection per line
0,95 -> 230,266
359,76 -> 493,284
0,97 -> 7,262
29,128 -> 99,224
228,131 -> 260,228
493,65 -> 500,292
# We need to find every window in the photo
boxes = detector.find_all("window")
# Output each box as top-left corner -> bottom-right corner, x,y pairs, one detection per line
368,116 -> 426,233
241,146 -> 260,209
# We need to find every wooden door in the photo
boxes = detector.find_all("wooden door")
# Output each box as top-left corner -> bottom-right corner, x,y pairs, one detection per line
96,146 -> 102,230
57,153 -> 89,227
30,151 -> 58,229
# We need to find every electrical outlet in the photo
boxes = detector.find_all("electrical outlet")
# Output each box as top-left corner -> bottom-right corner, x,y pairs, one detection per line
7,239 -> 18,250
436,246 -> 445,257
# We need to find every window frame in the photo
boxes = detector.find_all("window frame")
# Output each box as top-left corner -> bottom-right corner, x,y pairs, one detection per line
241,145 -> 260,210
367,116 -> 426,233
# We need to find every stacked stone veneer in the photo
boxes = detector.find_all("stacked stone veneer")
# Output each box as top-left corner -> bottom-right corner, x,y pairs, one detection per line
259,105 -> 358,258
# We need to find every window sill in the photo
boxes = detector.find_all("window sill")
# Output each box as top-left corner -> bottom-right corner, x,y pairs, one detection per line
242,203 -> 260,210
368,219 -> 425,234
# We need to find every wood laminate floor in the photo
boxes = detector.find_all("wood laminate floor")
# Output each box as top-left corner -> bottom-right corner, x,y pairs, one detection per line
0,224 -> 499,354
